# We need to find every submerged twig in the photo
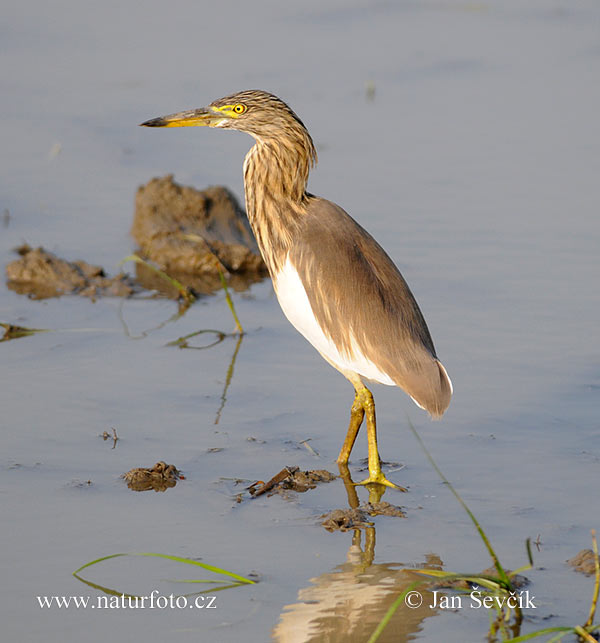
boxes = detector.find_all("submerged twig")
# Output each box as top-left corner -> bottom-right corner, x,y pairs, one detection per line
101,428 -> 119,449
299,439 -> 319,457
248,467 -> 298,497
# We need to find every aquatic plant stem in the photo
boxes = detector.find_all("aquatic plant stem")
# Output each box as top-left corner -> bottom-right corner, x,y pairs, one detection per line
585,529 -> 599,630
179,233 -> 244,334
406,416 -> 512,589
367,581 -> 421,643
213,258 -> 243,334
120,254 -> 195,305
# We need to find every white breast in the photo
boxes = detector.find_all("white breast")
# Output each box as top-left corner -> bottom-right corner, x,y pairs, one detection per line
272,258 -> 396,386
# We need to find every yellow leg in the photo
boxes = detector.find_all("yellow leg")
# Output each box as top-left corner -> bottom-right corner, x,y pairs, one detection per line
337,384 -> 404,490
337,391 -> 364,464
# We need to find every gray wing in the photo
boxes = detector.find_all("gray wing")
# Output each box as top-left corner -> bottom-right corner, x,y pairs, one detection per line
289,197 -> 452,417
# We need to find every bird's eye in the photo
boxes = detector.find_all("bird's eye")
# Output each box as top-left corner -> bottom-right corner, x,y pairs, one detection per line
233,104 -> 246,114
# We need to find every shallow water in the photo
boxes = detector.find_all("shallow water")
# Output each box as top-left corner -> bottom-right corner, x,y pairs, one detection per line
1,1 -> 599,641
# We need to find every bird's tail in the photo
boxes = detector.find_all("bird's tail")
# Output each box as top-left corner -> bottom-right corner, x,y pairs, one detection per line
406,359 -> 453,419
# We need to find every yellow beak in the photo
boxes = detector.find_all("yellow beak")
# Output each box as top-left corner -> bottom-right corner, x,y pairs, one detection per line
140,107 -> 220,128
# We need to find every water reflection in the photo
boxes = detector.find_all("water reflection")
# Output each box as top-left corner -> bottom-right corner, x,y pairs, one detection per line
273,470 -> 442,642
132,256 -> 265,298
214,333 -> 243,424
117,297 -> 188,339
273,536 -> 441,642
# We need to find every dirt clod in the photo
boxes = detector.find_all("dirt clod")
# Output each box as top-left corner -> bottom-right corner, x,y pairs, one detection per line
362,501 -> 406,517
284,469 -> 337,493
5,244 -> 136,299
567,549 -> 598,575
321,508 -> 374,532
5,178 -> 267,301
321,502 -> 406,532
249,467 -> 336,498
123,461 -> 183,492
132,176 -> 267,294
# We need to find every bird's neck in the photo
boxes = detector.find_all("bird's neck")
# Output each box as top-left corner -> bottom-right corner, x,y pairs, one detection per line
243,136 -> 316,275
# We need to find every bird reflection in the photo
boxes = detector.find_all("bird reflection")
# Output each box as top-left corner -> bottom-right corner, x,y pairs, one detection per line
272,469 -> 443,642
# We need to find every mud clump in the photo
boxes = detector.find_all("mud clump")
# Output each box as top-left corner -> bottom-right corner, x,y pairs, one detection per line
321,502 -> 406,532
568,549 -> 598,575
5,244 -> 136,299
123,461 -> 183,492
321,508 -> 374,532
363,501 -> 406,518
249,466 -> 336,498
5,177 -> 267,301
282,469 -> 337,493
132,176 -> 267,294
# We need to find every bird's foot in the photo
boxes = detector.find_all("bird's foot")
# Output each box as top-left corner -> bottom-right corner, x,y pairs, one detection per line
354,471 -> 407,492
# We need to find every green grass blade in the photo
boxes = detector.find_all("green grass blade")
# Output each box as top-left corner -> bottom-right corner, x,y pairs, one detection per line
73,552 -> 256,585
585,529 -> 599,629
165,579 -> 232,584
406,417 -> 511,589
131,553 -> 255,584
73,552 -> 129,574
73,572 -> 243,597
525,537 -> 534,567
498,622 -> 599,641
166,582 -> 246,593
509,564 -> 532,577
502,626 -> 574,641
120,254 -> 195,304
409,569 -> 504,592
72,574 -> 137,597
574,624 -> 599,642
367,581 -> 421,643
213,259 -> 243,334
178,233 -> 244,333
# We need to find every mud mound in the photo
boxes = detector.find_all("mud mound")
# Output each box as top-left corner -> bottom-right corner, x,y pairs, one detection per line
5,244 -> 136,299
132,175 -> 267,293
123,461 -> 183,492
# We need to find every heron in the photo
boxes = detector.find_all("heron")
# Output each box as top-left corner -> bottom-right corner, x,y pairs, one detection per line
141,90 -> 452,489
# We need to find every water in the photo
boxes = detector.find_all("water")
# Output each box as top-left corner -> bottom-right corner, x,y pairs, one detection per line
1,1 -> 599,641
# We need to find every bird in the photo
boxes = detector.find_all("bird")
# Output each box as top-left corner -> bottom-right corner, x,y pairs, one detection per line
141,90 -> 452,488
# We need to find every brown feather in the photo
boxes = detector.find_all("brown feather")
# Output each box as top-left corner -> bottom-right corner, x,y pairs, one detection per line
288,198 -> 452,417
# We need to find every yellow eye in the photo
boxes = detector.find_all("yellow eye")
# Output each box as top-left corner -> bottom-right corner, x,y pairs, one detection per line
233,104 -> 246,114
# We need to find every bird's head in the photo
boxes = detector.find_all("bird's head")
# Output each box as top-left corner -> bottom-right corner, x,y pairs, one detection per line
141,89 -> 310,144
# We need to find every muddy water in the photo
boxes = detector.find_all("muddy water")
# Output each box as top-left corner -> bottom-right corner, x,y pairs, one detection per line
1,1 -> 599,642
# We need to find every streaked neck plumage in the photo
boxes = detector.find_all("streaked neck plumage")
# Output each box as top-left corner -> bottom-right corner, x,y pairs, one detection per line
242,127 -> 317,275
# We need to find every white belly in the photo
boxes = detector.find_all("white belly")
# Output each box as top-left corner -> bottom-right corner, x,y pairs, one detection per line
272,258 -> 395,386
